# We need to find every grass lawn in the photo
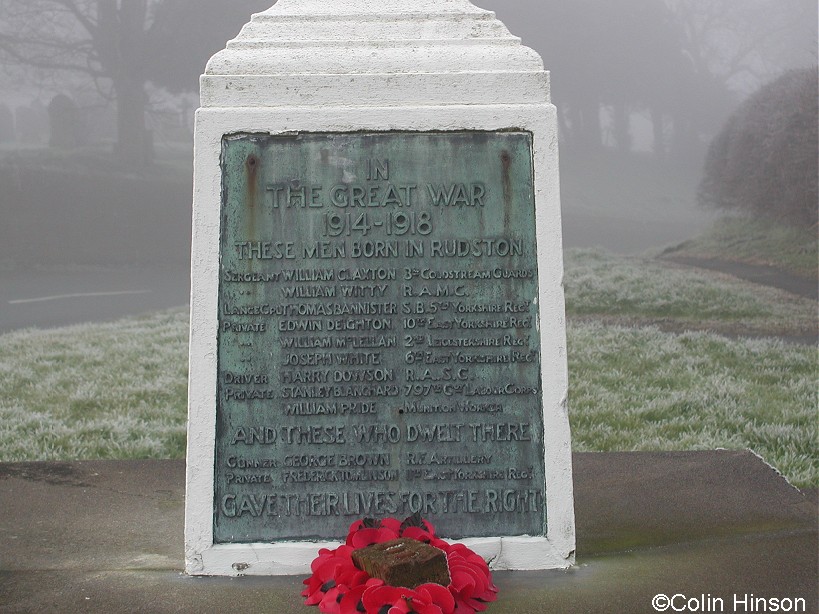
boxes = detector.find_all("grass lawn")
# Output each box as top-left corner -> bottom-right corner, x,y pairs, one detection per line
565,248 -> 817,339
0,310 -> 188,461
0,250 -> 816,487
663,216 -> 818,279
569,323 -> 816,487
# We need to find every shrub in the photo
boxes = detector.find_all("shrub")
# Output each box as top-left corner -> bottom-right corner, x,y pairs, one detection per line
698,68 -> 818,227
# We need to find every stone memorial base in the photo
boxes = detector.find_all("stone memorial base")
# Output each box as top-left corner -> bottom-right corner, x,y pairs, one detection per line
1,451 -> 815,613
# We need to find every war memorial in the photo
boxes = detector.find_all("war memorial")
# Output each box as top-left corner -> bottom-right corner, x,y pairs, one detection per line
184,0 -> 575,575
0,2 -> 814,612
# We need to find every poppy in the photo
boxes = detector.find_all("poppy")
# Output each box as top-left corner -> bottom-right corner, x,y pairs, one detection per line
305,516 -> 498,614
361,585 -> 445,614
339,578 -> 385,614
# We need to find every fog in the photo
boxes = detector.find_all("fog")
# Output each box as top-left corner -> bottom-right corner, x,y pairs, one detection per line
475,0 -> 817,252
0,0 -> 815,329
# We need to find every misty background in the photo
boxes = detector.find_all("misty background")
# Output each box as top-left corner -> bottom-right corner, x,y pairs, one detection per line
0,0 -> 816,329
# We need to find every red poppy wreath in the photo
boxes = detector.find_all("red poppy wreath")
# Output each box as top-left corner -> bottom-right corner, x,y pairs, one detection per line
302,515 -> 499,614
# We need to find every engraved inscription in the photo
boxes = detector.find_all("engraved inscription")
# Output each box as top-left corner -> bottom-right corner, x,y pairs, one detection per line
215,132 -> 544,542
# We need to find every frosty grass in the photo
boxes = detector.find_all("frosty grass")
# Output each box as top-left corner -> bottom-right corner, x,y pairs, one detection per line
0,250 -> 815,487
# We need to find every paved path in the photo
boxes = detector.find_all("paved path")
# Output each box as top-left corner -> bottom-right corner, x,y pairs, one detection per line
0,451 -> 815,613
663,256 -> 817,301
0,266 -> 190,333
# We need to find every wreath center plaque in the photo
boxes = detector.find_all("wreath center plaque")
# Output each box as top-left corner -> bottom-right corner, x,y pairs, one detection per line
215,131 -> 543,542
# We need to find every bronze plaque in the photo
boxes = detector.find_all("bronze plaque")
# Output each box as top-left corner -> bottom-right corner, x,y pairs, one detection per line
214,131 -> 544,542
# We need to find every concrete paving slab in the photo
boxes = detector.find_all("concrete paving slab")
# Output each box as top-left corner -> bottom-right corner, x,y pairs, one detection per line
0,451 -> 815,613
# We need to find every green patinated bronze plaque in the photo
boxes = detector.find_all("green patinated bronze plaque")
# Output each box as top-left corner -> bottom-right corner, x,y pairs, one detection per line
214,131 -> 545,542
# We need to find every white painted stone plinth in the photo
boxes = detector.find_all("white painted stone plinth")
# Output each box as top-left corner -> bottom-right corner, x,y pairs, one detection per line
186,0 -> 574,576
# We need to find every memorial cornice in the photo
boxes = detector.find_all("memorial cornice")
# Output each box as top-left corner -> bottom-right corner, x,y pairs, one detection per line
201,0 -> 548,108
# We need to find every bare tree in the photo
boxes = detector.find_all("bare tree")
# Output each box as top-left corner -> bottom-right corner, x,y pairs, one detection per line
662,0 -> 817,160
668,0 -> 816,93
0,1 -> 155,164
0,0 -> 270,166
536,0 -> 689,155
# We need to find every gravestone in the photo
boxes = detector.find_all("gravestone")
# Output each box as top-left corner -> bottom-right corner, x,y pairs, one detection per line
186,0 -> 575,576
0,103 -> 14,143
48,94 -> 84,149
